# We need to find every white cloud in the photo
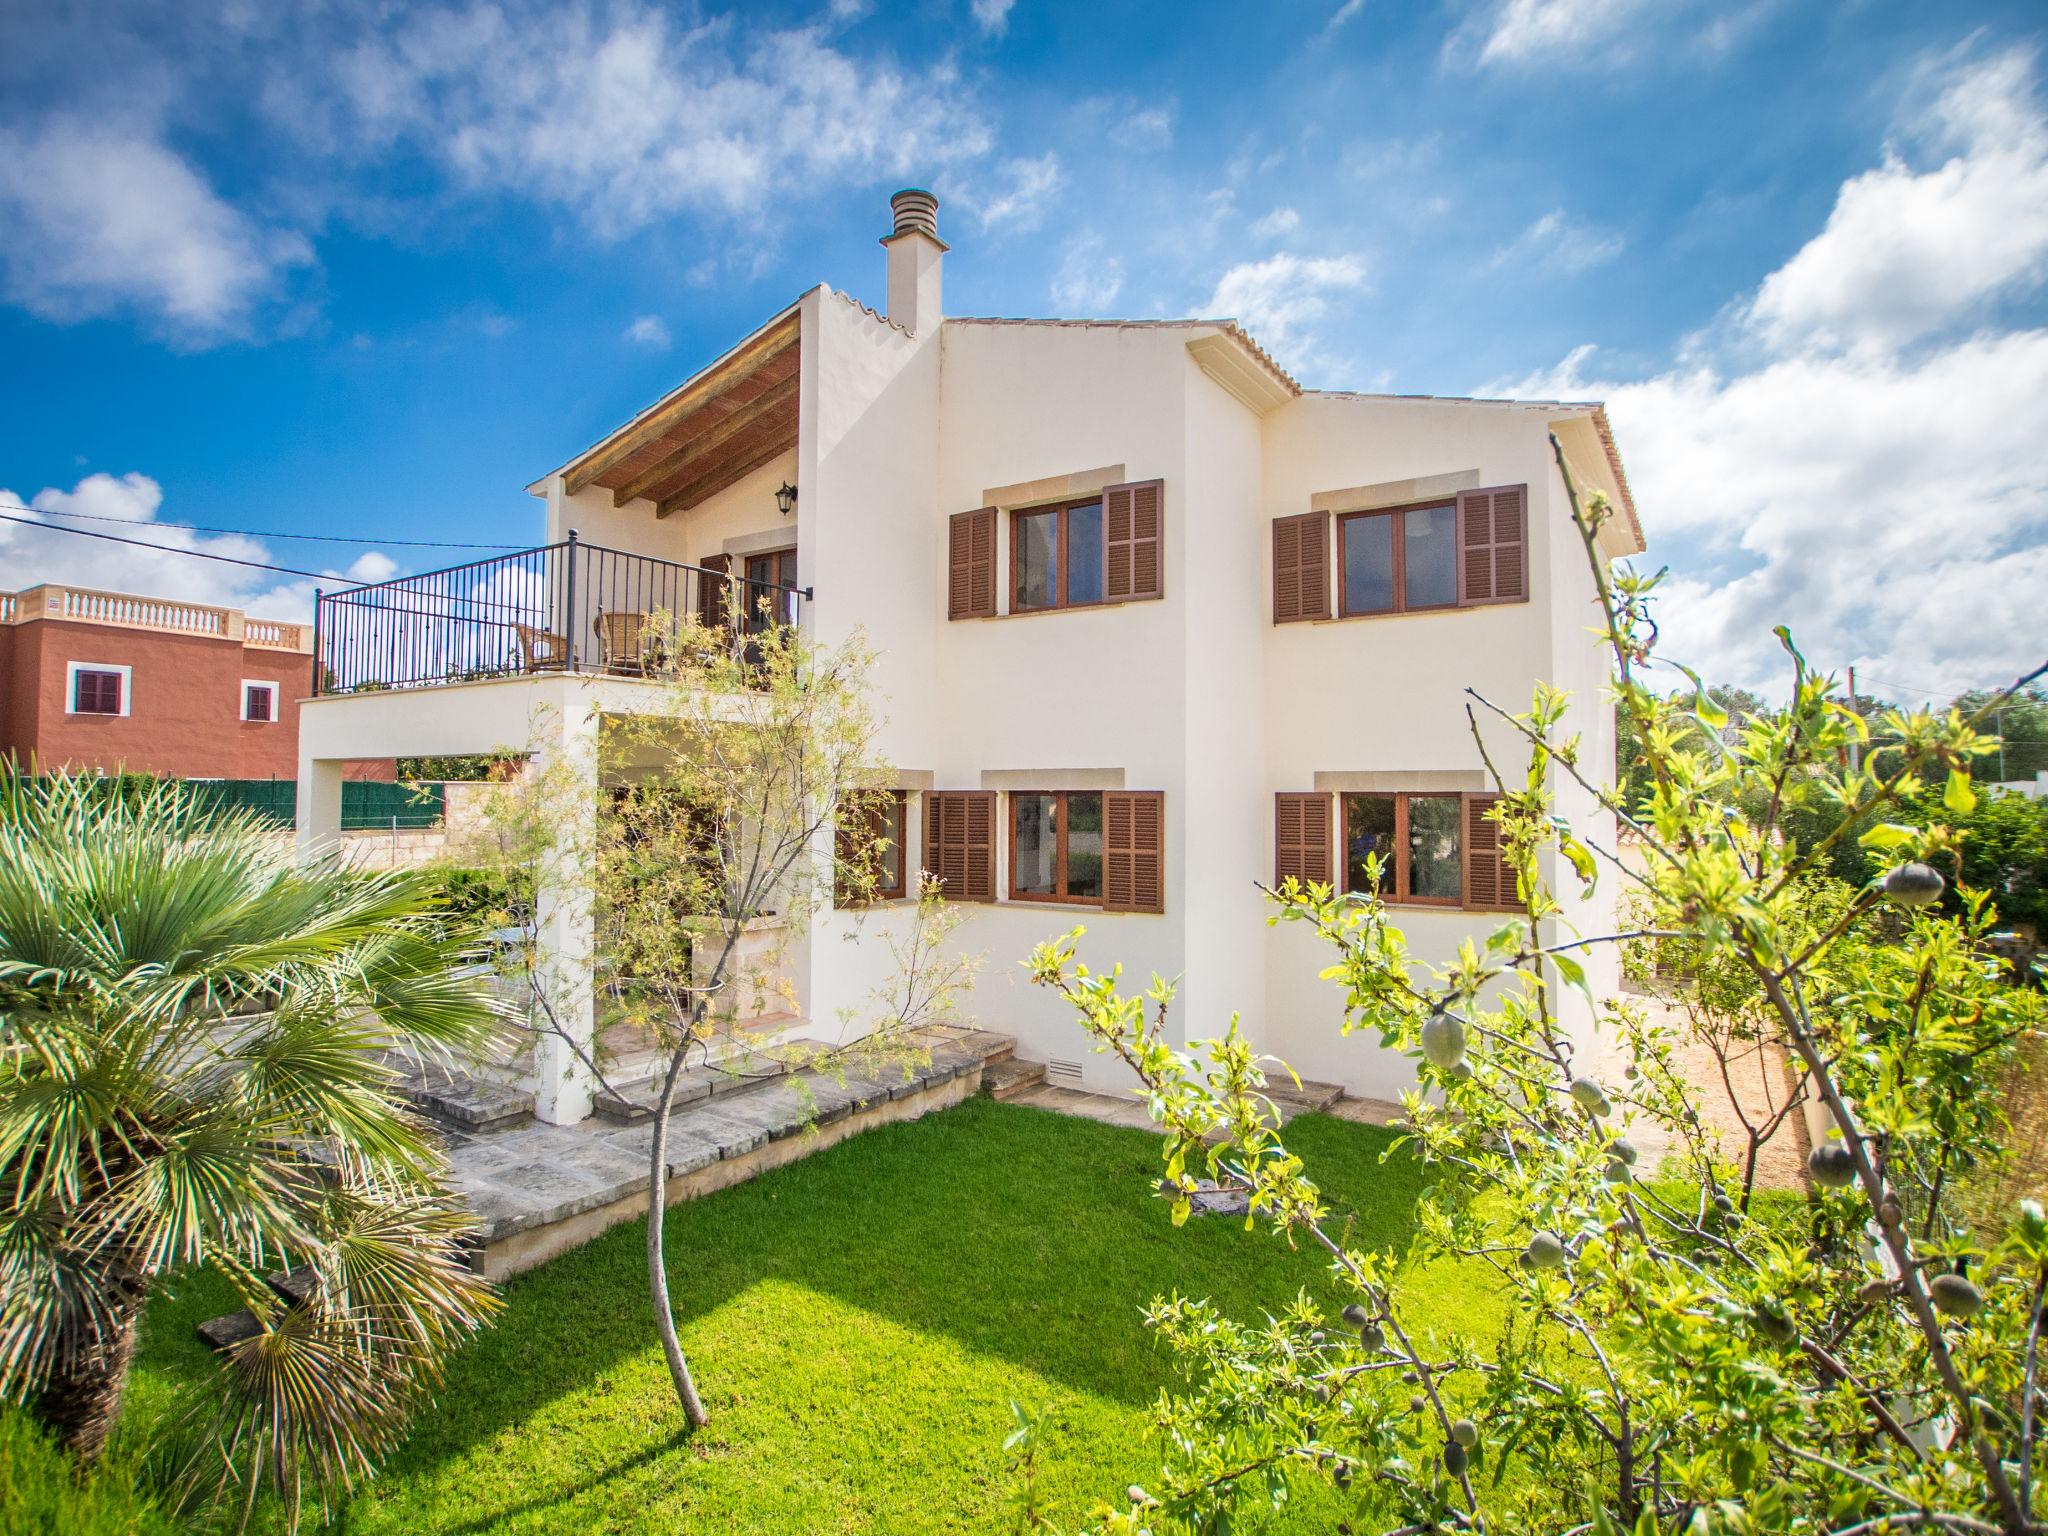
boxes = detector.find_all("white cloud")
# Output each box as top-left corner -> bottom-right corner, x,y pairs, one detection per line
973,153 -> 1063,231
1050,234 -> 1123,314
0,473 -> 398,622
0,118 -> 310,341
970,0 -> 1016,37
623,313 -> 672,347
273,5 -> 993,240
1324,0 -> 1367,36
1748,45 -> 2048,355
1205,252 -> 1367,371
1492,48 -> 2048,697
1490,209 -> 1625,272
1451,0 -> 1759,70
1251,207 -> 1302,242
1110,106 -> 1174,151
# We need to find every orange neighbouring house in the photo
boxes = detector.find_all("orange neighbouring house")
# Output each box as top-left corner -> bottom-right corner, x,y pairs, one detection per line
0,582 -> 390,782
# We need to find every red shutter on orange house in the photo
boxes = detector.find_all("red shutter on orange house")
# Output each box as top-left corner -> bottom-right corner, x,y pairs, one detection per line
1274,792 -> 1334,887
1462,793 -> 1516,910
697,553 -> 732,629
923,790 -> 996,902
1103,791 -> 1166,913
1456,485 -> 1529,606
948,508 -> 998,619
1272,510 -> 1331,624
1103,479 -> 1164,602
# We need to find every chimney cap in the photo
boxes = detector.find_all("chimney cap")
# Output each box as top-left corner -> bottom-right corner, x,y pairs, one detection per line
882,187 -> 946,249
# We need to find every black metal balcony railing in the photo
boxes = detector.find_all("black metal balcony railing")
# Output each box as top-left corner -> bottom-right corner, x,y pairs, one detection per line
311,534 -> 810,695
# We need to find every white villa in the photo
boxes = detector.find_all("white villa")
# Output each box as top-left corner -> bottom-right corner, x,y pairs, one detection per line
296,189 -> 1644,1130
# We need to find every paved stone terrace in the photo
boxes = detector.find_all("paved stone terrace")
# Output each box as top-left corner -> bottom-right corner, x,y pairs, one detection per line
441,1026 -> 1016,1276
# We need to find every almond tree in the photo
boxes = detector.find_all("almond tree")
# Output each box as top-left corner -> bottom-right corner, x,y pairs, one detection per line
460,613 -> 973,1427
1030,461 -> 2048,1535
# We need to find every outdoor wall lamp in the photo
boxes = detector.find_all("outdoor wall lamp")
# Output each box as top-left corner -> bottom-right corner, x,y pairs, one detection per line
775,482 -> 798,517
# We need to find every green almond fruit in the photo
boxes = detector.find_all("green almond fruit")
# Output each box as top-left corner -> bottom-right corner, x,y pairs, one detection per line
1340,1303 -> 1369,1327
1449,1417 -> 1478,1448
1421,1009 -> 1467,1071
1611,1137 -> 1639,1167
1752,1306 -> 1798,1346
1808,1143 -> 1857,1189
1570,1077 -> 1613,1116
1443,1442 -> 1469,1477
1882,862 -> 1946,908
1930,1273 -> 1985,1319
1524,1230 -> 1566,1271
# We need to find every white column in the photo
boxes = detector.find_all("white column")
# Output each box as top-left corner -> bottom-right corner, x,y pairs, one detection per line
295,758 -> 344,860
529,702 -> 600,1126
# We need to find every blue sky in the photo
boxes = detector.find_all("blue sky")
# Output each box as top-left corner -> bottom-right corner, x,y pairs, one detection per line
2,0 -> 2045,697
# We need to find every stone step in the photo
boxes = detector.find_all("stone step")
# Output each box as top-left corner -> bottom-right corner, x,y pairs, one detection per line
592,1036 -> 840,1125
982,1056 -> 1046,1101
196,1308 -> 263,1352
397,1066 -> 535,1132
599,1011 -> 806,1086
1264,1076 -> 1347,1113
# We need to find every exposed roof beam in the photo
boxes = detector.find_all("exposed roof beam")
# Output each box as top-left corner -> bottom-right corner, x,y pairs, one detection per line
562,314 -> 799,497
655,435 -> 795,520
611,373 -> 801,508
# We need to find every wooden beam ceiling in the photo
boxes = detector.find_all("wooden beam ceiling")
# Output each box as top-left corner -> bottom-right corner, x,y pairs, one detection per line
656,434 -> 796,520
561,313 -> 799,498
611,373 -> 800,508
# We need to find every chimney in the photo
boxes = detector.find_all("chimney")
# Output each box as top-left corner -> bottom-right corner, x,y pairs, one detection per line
881,188 -> 945,336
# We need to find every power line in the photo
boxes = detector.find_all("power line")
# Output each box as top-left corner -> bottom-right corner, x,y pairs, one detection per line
0,510 -> 333,581
2,499 -> 522,551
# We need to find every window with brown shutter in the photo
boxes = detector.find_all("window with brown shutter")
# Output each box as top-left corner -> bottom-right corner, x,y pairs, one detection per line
1272,510 -> 1331,624
697,553 -> 732,629
1274,791 -> 1334,886
1103,479 -> 1164,602
71,668 -> 124,715
1463,792 -> 1518,910
1457,484 -> 1529,606
948,507 -> 997,620
836,789 -> 908,905
923,790 -> 996,902
1104,790 -> 1165,913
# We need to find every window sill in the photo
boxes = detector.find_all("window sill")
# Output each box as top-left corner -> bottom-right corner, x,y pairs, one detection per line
1303,599 -> 1529,627
964,595 -> 1164,621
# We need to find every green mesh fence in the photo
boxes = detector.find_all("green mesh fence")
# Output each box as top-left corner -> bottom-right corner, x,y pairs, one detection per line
185,779 -> 445,831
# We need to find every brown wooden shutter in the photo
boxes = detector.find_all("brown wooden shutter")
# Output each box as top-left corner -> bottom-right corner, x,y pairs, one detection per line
1463,793 -> 1516,910
1103,791 -> 1165,913
1103,479 -> 1164,602
948,508 -> 998,620
1272,510 -> 1331,624
923,790 -> 995,902
697,553 -> 732,629
1274,792 -> 1334,887
1457,485 -> 1529,607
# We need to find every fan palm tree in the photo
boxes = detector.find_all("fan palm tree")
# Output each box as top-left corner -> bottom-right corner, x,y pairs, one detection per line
0,771 -> 502,1524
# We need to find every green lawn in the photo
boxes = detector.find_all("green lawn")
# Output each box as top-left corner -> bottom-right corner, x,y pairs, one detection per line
130,1098 -> 1475,1535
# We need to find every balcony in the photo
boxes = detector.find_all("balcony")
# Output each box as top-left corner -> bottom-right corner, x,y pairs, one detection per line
312,535 -> 808,695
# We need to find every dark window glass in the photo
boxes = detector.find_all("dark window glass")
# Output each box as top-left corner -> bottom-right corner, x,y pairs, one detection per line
1345,794 -> 1396,896
875,795 -> 905,898
1065,792 -> 1104,898
74,669 -> 122,715
1408,795 -> 1463,900
1066,502 -> 1105,605
1013,793 -> 1058,893
1404,504 -> 1458,609
1342,515 -> 1395,616
1345,792 -> 1463,903
1015,512 -> 1058,610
